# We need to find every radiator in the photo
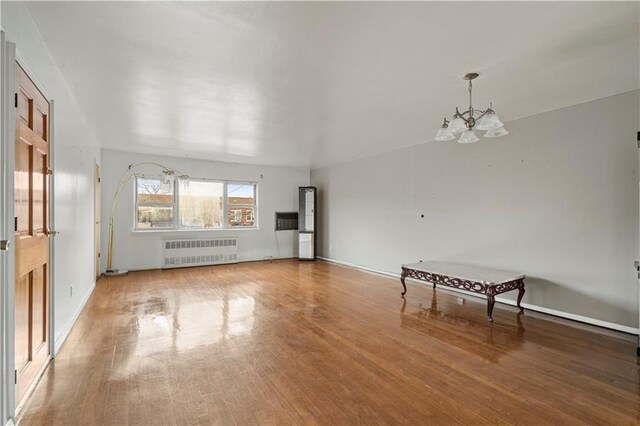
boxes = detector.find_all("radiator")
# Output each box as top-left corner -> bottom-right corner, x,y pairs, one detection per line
162,237 -> 238,269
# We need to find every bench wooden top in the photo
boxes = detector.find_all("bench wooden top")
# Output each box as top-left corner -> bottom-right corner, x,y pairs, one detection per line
402,261 -> 525,286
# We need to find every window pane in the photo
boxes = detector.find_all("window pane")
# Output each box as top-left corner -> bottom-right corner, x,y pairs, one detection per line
137,206 -> 174,228
179,181 -> 223,229
137,177 -> 173,203
227,184 -> 255,205
227,206 -> 255,227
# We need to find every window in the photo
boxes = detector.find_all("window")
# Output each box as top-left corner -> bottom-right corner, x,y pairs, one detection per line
134,177 -> 257,231
227,184 -> 256,228
136,177 -> 174,229
179,180 -> 224,229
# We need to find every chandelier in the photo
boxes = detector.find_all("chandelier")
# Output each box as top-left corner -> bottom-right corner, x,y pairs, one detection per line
434,73 -> 508,143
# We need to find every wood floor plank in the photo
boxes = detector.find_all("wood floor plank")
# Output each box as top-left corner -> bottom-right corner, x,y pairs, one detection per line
17,259 -> 640,425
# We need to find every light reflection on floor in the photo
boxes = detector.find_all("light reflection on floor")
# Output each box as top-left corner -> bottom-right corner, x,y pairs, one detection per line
134,296 -> 255,357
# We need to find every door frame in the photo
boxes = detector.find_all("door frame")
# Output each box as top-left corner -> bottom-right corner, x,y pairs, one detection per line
94,161 -> 100,280
0,39 -> 56,423
0,32 -> 17,426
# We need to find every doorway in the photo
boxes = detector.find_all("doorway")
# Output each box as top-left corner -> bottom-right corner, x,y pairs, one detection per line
95,162 -> 100,280
14,61 -> 52,407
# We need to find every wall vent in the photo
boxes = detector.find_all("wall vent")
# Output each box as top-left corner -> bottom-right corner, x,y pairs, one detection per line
162,237 -> 238,269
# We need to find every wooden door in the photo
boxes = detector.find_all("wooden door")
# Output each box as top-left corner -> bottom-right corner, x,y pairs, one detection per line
14,63 -> 50,406
95,163 -> 100,280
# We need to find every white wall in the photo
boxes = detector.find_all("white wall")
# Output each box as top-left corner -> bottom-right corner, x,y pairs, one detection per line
311,90 -> 640,329
2,2 -> 101,353
101,149 -> 309,272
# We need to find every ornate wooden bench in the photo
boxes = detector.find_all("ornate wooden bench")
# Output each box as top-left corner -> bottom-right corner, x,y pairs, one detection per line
400,261 -> 525,321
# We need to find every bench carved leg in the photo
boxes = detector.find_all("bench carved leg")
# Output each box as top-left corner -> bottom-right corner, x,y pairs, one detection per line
400,269 -> 408,296
486,288 -> 496,322
517,282 -> 525,312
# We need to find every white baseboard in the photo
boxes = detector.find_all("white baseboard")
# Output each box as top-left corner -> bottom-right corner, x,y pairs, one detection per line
54,281 -> 96,354
318,256 -> 639,335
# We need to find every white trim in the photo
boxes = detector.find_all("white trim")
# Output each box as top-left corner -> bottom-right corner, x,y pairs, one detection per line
132,227 -> 259,234
223,180 -> 228,229
0,32 -> 10,426
5,419 -> 14,426
54,281 -> 96,355
318,256 -> 640,335
318,256 -> 398,278
48,99 -> 56,359
94,159 -> 100,281
1,40 -> 17,423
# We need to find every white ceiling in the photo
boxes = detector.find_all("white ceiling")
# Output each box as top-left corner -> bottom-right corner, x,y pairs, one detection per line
26,1 -> 639,169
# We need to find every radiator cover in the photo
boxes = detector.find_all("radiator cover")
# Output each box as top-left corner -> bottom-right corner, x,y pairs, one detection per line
162,237 -> 238,269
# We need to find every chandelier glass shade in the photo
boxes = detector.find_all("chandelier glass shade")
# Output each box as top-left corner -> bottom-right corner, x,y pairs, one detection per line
434,73 -> 508,144
448,116 -> 467,134
484,127 -> 509,138
434,123 -> 456,141
458,129 -> 480,144
476,110 -> 504,131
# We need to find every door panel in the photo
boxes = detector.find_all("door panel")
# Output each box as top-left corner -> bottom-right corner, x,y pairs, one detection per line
33,151 -> 45,233
33,106 -> 47,140
14,274 -> 30,371
32,266 -> 47,350
15,140 -> 30,236
14,63 -> 51,407
17,89 -> 31,126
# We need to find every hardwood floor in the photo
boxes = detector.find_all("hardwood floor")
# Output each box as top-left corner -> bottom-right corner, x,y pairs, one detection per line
19,260 -> 639,425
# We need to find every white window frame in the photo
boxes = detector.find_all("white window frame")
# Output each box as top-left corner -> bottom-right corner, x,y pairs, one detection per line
133,176 -> 258,231
225,181 -> 258,229
134,176 -> 176,230
177,177 -> 225,230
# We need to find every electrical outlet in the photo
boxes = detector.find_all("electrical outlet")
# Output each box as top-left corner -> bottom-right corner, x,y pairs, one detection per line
70,285 -> 73,297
